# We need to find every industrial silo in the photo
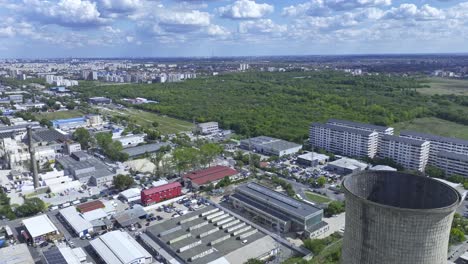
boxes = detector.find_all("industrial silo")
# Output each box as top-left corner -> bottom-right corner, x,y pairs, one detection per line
342,171 -> 461,264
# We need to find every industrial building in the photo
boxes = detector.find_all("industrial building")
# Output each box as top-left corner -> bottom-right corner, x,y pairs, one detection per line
297,152 -> 329,167
183,166 -> 239,189
240,136 -> 302,157
52,117 -> 87,130
122,142 -> 170,158
56,151 -> 115,186
59,206 -> 94,238
119,187 -> 141,202
342,171 -> 461,264
141,182 -> 182,206
42,244 -> 88,264
114,134 -> 145,148
310,122 -> 379,158
195,122 -> 219,135
88,97 -> 112,105
76,200 -> 105,213
144,205 -> 278,264
377,134 -> 430,172
113,205 -> 147,227
90,230 -> 152,264
22,214 -> 61,245
231,183 -> 326,236
326,157 -> 368,174
0,243 -> 35,264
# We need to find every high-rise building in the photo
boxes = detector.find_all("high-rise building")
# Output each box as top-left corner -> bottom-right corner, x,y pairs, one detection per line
310,122 -> 379,158
342,171 -> 461,264
377,134 -> 430,172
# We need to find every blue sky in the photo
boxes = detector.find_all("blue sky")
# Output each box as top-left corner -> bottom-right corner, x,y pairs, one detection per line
0,0 -> 467,58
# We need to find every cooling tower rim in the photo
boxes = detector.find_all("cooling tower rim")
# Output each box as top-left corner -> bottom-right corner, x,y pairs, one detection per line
342,170 -> 462,214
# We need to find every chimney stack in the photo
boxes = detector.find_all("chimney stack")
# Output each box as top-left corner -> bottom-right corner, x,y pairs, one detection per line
27,125 -> 39,189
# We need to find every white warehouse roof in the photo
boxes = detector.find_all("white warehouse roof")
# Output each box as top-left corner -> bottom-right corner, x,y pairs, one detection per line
89,230 -> 151,264
23,214 -> 58,238
119,188 -> 141,199
82,208 -> 108,222
59,206 -> 93,235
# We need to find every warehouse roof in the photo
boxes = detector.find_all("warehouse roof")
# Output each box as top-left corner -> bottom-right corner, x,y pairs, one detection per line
76,200 -> 105,213
0,244 -> 35,264
23,214 -> 58,238
146,205 -> 272,264
242,136 -> 302,152
184,166 -> 238,186
142,182 -> 181,196
235,182 -> 322,218
90,231 -> 151,264
114,205 -> 147,227
122,142 -> 170,157
327,119 -> 392,132
32,128 -> 68,143
59,206 -> 93,235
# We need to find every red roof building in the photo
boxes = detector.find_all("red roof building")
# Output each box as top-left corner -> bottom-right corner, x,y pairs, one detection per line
76,200 -> 105,213
141,182 -> 182,206
183,166 -> 239,188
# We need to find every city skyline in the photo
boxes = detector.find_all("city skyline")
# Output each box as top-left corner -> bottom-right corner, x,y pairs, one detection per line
0,0 -> 467,58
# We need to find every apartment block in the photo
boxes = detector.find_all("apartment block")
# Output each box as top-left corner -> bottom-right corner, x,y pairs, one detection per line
433,151 -> 468,177
378,134 -> 430,172
310,123 -> 379,158
327,119 -> 394,137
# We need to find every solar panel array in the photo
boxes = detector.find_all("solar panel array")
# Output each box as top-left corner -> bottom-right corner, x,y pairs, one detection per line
247,183 -> 301,208
42,248 -> 67,264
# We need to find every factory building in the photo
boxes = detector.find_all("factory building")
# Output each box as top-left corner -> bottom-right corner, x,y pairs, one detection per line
90,230 -> 152,264
114,134 -> 145,148
240,136 -> 302,157
22,214 -> 61,245
342,171 -> 461,264
231,183 -> 326,236
144,205 -> 278,264
195,122 -> 219,135
183,166 -> 239,190
141,182 -> 182,206
88,97 -> 112,105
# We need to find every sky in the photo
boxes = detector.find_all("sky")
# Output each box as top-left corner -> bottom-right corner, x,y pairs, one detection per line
0,0 -> 467,58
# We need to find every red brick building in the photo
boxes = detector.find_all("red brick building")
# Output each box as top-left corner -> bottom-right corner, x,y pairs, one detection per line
141,182 -> 182,206
183,166 -> 239,189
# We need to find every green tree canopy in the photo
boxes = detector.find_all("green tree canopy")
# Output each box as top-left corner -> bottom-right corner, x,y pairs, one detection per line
113,174 -> 135,191
15,197 -> 46,217
73,127 -> 92,149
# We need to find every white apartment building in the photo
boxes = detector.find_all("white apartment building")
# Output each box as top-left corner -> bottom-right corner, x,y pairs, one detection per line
378,134 -> 430,172
326,119 -> 394,137
433,151 -> 468,177
400,130 -> 468,176
195,122 -> 219,135
310,123 -> 379,158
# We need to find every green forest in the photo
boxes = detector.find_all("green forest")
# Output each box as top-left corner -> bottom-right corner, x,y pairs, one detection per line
73,71 -> 468,142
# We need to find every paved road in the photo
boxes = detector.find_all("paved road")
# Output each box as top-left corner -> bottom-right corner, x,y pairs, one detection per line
215,202 -> 311,256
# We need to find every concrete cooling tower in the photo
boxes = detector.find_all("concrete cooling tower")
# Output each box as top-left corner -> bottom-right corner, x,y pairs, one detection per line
342,171 -> 461,264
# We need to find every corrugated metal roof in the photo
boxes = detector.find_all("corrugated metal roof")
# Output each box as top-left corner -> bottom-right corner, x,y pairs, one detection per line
183,166 -> 238,186
23,214 -> 58,238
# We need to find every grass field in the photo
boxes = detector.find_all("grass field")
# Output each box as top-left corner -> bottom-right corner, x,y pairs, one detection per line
304,191 -> 331,204
98,107 -> 194,135
418,78 -> 468,96
394,117 -> 468,140
34,110 -> 85,120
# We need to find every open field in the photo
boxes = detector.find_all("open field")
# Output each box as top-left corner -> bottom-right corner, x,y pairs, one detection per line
304,191 -> 331,204
34,110 -> 85,120
418,78 -> 468,96
394,117 -> 468,140
97,107 -> 194,135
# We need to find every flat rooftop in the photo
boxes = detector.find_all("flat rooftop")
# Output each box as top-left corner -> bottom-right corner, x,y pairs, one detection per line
0,243 -> 35,264
145,205 -> 275,264
400,130 -> 468,146
311,122 -> 376,137
242,136 -> 302,151
23,214 -> 58,238
327,118 -> 393,132
234,182 -> 321,218
122,142 -> 170,157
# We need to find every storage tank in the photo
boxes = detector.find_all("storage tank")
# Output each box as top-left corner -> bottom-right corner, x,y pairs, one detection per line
342,171 -> 461,264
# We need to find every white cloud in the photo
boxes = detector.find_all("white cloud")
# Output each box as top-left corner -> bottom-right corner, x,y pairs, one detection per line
385,4 -> 445,21
218,0 -> 274,19
206,24 -> 230,37
159,10 -> 211,32
97,0 -> 142,15
0,26 -> 15,37
23,0 -> 105,27
239,19 -> 287,36
282,0 -> 391,17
